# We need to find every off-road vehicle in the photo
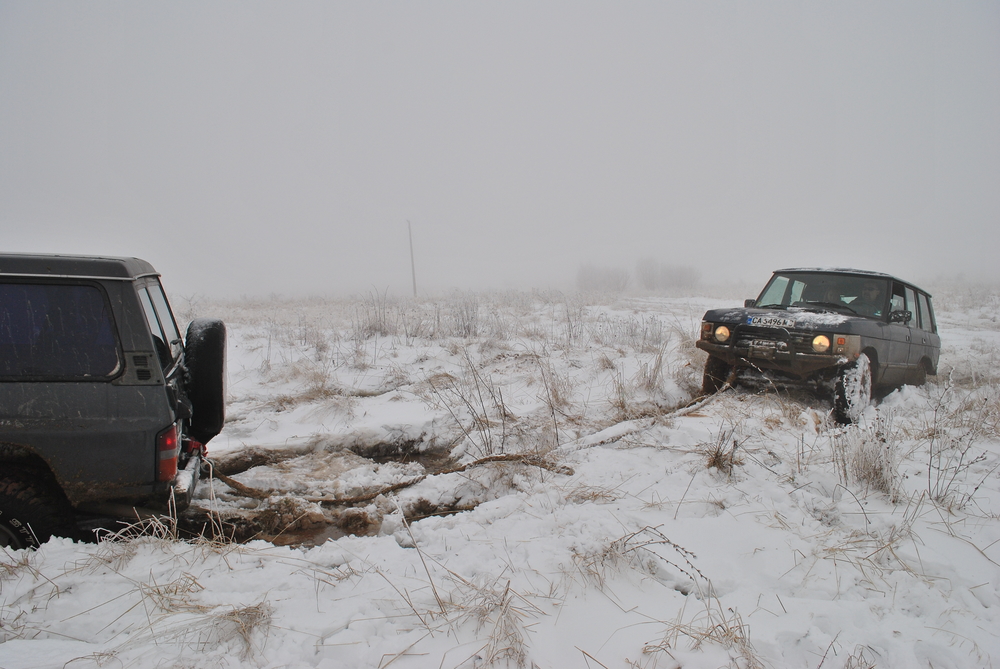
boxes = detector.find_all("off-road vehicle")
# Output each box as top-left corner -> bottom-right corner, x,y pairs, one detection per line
0,254 -> 226,549
696,268 -> 940,423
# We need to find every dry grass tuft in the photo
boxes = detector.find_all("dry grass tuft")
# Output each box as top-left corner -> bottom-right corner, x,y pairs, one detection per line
212,602 -> 273,659
447,573 -> 544,669
562,484 -> 622,505
842,644 -> 880,668
644,597 -> 763,669
574,526 -> 705,591
697,425 -> 744,478
138,572 -> 209,614
86,513 -> 181,571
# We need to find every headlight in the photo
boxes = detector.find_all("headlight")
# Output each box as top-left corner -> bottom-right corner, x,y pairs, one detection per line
812,335 -> 831,353
714,326 -> 731,343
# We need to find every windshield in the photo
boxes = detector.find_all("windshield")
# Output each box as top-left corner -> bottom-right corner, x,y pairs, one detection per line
756,273 -> 889,319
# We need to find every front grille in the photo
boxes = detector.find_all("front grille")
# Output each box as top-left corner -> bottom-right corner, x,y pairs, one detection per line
733,327 -> 816,354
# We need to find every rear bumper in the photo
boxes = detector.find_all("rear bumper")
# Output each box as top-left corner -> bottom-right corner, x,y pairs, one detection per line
171,454 -> 201,511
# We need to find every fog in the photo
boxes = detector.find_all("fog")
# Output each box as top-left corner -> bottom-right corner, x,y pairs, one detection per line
2,2 -> 998,298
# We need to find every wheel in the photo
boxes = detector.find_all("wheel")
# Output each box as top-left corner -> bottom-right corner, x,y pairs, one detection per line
702,356 -> 733,394
910,363 -> 928,387
0,474 -> 72,550
834,352 -> 872,424
184,318 -> 227,444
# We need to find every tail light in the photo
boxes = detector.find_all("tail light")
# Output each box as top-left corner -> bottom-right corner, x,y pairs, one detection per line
157,424 -> 179,482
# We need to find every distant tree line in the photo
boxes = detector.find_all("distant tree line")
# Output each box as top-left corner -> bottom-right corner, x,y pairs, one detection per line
575,258 -> 701,294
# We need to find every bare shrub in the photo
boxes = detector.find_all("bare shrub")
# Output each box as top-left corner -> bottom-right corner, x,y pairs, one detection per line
425,351 -> 516,458
451,292 -> 480,337
354,288 -> 397,338
923,384 -> 1000,510
833,411 -> 901,502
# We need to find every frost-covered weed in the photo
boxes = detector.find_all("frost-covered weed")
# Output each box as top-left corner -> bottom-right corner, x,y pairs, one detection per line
833,411 -> 902,502
922,384 -> 1000,509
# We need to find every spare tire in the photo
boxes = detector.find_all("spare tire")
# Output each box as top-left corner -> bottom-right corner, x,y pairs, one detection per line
185,318 -> 227,443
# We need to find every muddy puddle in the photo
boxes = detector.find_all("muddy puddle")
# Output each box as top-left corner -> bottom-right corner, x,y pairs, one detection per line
177,443 -> 470,547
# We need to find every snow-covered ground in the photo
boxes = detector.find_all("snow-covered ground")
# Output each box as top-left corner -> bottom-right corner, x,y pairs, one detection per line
3,288 -> 1000,669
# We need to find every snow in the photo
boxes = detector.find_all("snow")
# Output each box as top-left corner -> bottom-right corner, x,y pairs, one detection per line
3,291 -> 999,668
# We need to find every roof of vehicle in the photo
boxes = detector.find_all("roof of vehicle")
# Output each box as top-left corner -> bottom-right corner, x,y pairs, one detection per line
0,253 -> 159,280
774,267 -> 931,295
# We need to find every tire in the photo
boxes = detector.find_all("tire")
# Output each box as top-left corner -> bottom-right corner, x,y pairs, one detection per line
702,356 -> 732,395
185,318 -> 227,444
834,352 -> 872,424
0,474 -> 72,550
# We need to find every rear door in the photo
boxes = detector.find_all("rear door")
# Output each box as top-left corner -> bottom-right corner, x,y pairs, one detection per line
903,285 -> 926,378
911,290 -> 941,378
883,282 -> 912,386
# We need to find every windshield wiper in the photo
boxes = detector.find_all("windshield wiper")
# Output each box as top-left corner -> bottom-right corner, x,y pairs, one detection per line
756,303 -> 785,309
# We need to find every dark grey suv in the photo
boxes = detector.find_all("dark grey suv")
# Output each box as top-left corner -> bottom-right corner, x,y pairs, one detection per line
696,268 -> 940,423
0,254 -> 226,548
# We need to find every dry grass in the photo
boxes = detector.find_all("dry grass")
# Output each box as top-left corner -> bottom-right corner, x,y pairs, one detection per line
448,573 -> 545,669
833,411 -> 901,502
702,426 -> 744,477
643,596 -> 764,669
921,384 -> 1000,510
573,526 -> 705,592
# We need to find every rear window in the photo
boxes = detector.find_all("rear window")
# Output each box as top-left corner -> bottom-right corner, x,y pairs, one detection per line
0,282 -> 120,379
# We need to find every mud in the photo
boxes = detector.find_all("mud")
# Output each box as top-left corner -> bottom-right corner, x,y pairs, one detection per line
183,443 -> 463,547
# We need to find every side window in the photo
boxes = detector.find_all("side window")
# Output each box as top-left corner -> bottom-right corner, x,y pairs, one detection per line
890,283 -> 906,315
904,286 -> 918,327
0,281 -> 120,379
148,281 -> 182,360
137,287 -> 172,370
918,293 -> 936,332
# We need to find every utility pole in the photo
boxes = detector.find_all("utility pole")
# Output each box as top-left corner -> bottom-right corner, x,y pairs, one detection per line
408,220 -> 417,298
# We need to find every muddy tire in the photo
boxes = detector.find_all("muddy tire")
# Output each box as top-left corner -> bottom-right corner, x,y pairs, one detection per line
0,474 -> 72,550
702,356 -> 732,395
185,318 -> 227,444
834,352 -> 872,424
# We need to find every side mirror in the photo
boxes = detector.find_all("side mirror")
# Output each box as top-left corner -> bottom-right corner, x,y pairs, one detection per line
744,299 -> 756,308
889,310 -> 912,324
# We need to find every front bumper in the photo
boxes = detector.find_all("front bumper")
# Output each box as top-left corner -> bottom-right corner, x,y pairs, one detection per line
697,339 -> 852,379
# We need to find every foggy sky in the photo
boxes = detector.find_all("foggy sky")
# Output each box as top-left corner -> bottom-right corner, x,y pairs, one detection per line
2,2 -> 998,297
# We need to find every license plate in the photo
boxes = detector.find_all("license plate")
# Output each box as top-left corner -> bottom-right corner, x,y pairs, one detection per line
748,316 -> 795,328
